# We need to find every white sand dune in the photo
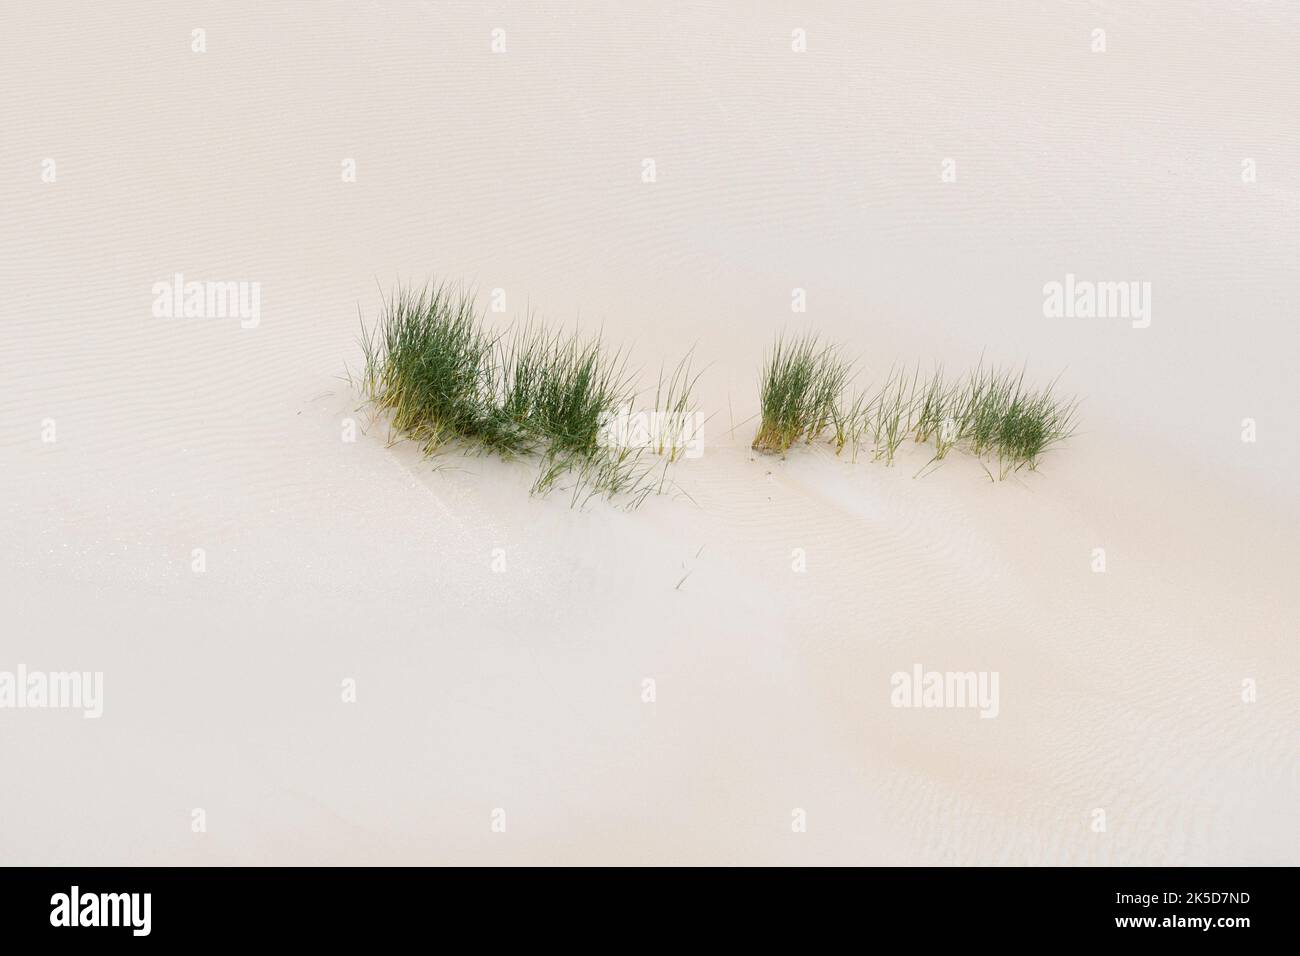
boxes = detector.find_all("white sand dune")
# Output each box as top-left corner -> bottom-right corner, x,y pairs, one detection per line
1,1 -> 1297,865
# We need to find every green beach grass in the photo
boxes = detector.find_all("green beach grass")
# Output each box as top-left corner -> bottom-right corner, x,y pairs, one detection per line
753,334 -> 1078,479
353,290 -> 1077,505
354,282 -> 697,508
750,332 -> 854,455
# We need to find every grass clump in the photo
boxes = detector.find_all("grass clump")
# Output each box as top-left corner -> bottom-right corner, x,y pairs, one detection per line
652,349 -> 707,463
752,333 -> 1078,479
945,363 -> 1078,478
355,282 -> 690,507
751,333 -> 854,455
359,283 -> 495,455
491,322 -> 632,457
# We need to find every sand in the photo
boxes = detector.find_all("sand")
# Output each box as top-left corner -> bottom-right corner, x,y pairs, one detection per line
1,1 -> 1296,865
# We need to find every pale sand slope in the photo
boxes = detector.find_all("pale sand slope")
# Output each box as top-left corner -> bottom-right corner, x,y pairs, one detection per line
1,2 -> 1298,864
2,419 -> 1296,865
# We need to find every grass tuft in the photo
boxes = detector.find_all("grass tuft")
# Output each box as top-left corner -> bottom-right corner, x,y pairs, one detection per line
355,282 -> 690,507
651,348 -> 706,463
752,334 -> 1078,478
751,333 -> 854,456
